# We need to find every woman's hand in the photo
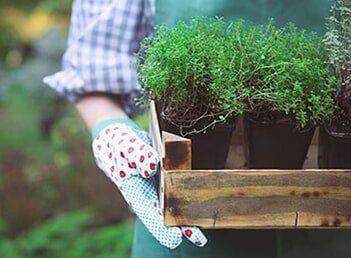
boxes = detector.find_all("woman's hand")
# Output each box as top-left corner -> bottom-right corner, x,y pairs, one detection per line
92,120 -> 207,249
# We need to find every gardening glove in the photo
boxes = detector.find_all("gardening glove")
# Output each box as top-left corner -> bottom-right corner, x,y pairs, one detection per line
92,119 -> 208,249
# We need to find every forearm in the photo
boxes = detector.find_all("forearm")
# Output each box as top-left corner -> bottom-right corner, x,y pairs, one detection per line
76,93 -> 128,132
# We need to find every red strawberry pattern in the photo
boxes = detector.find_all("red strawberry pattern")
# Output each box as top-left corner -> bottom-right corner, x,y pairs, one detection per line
128,162 -> 137,169
185,229 -> 193,237
148,151 -> 153,158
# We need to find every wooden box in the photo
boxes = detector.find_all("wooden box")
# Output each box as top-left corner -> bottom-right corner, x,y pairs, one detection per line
149,102 -> 351,229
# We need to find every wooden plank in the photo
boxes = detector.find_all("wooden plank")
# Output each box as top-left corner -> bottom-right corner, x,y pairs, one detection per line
162,131 -> 191,171
159,168 -> 166,213
149,101 -> 166,211
159,131 -> 191,212
298,213 -> 351,228
149,101 -> 164,159
163,170 -> 351,228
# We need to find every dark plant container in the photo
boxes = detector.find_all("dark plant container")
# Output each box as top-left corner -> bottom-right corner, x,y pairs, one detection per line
243,116 -> 315,169
318,124 -> 351,169
161,117 -> 237,169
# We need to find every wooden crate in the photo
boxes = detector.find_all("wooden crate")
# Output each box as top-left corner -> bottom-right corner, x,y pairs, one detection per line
149,101 -> 351,229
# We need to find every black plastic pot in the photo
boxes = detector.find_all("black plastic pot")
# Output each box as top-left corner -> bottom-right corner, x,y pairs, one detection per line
243,116 -> 315,169
318,124 -> 351,169
161,118 -> 236,169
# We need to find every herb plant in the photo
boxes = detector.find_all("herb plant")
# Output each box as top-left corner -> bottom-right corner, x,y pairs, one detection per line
137,18 -> 246,132
324,0 -> 351,110
241,20 -> 337,128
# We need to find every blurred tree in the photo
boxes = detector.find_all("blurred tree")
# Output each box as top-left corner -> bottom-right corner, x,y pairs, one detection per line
0,0 -> 72,67
0,21 -> 19,66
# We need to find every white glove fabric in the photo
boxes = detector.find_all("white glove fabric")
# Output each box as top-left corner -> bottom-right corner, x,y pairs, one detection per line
92,120 -> 208,249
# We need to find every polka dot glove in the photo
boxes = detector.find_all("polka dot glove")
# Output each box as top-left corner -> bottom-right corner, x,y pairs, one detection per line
92,119 -> 208,249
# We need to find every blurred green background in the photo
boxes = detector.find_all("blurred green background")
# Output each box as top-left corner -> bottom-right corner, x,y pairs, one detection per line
0,1 -> 148,257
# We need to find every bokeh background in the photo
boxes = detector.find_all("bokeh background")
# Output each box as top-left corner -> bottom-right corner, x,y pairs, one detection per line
0,1 -> 147,257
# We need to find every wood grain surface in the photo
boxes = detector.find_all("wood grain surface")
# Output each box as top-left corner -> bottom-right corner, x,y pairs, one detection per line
149,101 -> 164,159
162,132 -> 192,171
163,170 -> 351,228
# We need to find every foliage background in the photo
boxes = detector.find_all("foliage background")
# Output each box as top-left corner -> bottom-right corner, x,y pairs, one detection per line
0,1 -> 142,257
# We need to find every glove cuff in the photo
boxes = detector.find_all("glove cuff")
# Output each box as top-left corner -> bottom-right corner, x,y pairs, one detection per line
92,118 -> 139,140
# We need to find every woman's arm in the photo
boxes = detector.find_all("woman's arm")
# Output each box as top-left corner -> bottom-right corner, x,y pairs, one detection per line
43,0 -> 154,112
76,93 -> 128,132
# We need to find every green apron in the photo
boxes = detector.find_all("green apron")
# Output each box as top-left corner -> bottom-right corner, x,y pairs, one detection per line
132,1 -> 351,257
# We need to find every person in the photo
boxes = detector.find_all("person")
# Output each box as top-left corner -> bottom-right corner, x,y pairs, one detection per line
44,0 -> 351,257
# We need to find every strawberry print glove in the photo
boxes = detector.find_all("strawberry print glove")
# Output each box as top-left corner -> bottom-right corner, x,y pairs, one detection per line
92,119 -> 208,249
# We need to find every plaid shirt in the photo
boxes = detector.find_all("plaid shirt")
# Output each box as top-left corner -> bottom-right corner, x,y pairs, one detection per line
43,0 -> 155,115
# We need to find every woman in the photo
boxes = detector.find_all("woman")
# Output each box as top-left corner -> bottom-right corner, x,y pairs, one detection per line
44,0 -> 350,257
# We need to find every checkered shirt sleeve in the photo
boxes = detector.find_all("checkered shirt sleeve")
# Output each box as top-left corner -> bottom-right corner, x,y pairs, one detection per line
43,0 -> 155,114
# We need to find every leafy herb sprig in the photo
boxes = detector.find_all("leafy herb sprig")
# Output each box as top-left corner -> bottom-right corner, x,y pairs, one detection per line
324,0 -> 351,110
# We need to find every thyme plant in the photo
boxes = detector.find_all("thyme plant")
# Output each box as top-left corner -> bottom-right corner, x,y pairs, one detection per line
324,0 -> 351,110
242,21 -> 337,128
137,18 -> 246,132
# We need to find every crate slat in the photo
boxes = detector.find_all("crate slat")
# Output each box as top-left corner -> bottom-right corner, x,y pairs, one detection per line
149,101 -> 164,159
162,131 -> 192,170
163,170 -> 351,228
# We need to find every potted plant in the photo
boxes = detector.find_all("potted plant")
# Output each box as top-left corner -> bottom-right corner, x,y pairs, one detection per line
319,0 -> 351,169
137,18 -> 246,169
241,21 -> 336,169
